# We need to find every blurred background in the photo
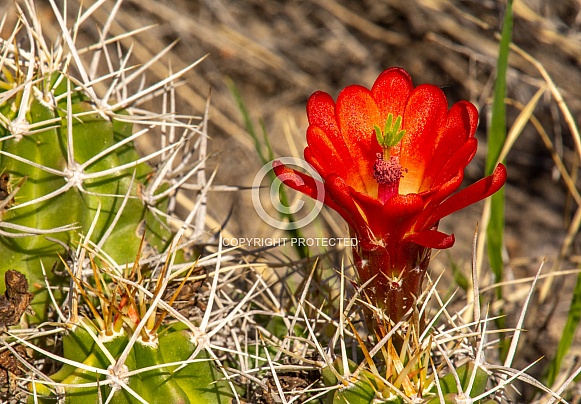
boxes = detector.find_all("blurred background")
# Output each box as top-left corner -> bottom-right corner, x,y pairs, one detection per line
2,0 -> 581,389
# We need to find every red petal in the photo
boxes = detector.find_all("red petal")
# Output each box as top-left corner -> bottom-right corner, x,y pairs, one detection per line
324,175 -> 373,240
307,91 -> 339,133
307,90 -> 377,194
305,126 -> 347,178
371,67 -> 413,124
306,92 -> 349,177
425,138 -> 478,192
273,161 -> 319,198
381,194 -> 424,222
428,164 -> 507,224
417,141 -> 479,227
335,85 -> 382,193
398,84 -> 449,194
405,230 -> 455,249
272,161 -> 340,210
348,188 -> 386,236
349,187 -> 383,213
375,194 -> 425,244
421,102 -> 478,190
447,100 -> 478,138
306,125 -> 369,191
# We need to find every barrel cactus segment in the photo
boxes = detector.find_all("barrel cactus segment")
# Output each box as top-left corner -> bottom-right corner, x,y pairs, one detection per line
0,81 -> 172,320
0,1 -> 204,322
0,2 -> 237,402
29,249 -> 233,403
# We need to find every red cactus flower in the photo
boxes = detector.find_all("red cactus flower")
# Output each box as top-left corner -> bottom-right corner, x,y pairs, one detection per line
274,67 -> 506,322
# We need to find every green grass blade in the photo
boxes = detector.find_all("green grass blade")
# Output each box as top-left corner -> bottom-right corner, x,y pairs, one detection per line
227,79 -> 309,258
486,0 -> 512,283
486,0 -> 512,358
546,270 -> 581,387
227,79 -> 269,165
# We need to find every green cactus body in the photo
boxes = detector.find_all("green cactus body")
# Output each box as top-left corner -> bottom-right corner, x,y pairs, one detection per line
321,358 -> 384,404
322,355 -> 490,403
32,322 -> 231,403
427,362 -> 490,403
0,76 -> 172,321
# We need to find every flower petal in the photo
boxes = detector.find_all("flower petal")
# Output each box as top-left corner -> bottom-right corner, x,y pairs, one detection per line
324,174 -> 373,240
305,126 -> 346,178
307,91 -> 339,133
371,67 -> 413,123
273,161 -> 340,211
405,230 -> 455,249
306,92 -> 351,179
381,194 -> 425,223
336,84 -> 383,193
425,137 -> 477,193
398,84 -> 448,194
428,164 -> 507,224
306,125 -> 368,190
307,91 -> 374,193
273,161 -> 317,196
420,102 -> 478,190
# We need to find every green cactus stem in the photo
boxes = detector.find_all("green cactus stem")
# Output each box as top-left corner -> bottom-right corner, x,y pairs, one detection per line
31,321 -> 231,404
29,250 -> 232,403
0,74 -> 173,322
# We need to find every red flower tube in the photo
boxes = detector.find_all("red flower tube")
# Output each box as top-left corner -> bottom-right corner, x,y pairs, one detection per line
274,67 -> 506,322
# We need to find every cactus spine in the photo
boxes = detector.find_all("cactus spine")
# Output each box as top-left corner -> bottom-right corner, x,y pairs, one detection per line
0,75 -> 172,320
0,1 -> 233,403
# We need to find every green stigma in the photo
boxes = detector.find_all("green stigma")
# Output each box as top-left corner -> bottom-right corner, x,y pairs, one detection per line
374,113 -> 406,160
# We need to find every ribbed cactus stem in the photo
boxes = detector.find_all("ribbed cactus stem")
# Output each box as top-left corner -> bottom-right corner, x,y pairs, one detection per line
0,77 -> 173,322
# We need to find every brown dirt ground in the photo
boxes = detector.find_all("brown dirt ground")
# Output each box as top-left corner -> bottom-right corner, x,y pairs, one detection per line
2,0 -> 581,400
